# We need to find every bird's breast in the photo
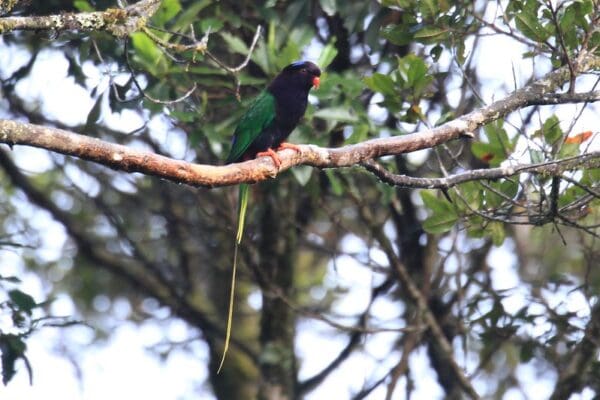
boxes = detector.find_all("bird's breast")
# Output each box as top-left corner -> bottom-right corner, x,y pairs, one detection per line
276,96 -> 307,126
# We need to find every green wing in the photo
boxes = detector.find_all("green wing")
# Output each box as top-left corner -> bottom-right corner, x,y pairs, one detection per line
226,91 -> 276,163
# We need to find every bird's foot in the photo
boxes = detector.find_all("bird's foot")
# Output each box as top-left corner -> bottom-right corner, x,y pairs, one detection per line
256,148 -> 282,168
276,142 -> 302,154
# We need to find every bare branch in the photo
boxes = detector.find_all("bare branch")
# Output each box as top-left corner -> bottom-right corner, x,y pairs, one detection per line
205,26 -> 263,74
141,24 -> 209,55
361,152 -> 600,189
364,203 -> 481,399
549,301 -> 600,400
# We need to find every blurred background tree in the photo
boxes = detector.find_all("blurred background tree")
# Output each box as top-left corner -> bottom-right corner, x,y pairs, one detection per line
0,0 -> 599,399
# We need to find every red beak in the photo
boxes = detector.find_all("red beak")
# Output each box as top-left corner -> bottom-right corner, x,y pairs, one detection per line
312,76 -> 320,89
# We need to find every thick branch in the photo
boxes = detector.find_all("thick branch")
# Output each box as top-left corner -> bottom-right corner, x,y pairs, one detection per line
0,0 -> 160,37
0,53 -> 599,187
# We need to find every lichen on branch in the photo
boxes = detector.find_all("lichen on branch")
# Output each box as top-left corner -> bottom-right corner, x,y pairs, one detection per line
0,0 -> 161,36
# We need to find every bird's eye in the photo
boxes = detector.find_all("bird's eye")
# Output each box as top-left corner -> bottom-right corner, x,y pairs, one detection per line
300,68 -> 307,73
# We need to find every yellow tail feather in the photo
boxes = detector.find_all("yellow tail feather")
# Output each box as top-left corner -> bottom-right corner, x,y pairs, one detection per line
236,184 -> 249,245
217,183 -> 249,373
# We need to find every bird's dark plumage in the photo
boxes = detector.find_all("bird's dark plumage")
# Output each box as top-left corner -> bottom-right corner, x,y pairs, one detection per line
219,61 -> 321,373
226,60 -> 321,164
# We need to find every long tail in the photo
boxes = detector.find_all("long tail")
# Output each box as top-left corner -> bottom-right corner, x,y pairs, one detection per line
217,183 -> 249,373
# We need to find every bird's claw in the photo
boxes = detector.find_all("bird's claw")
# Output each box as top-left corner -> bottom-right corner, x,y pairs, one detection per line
256,148 -> 282,169
257,143 -> 301,171
276,142 -> 302,154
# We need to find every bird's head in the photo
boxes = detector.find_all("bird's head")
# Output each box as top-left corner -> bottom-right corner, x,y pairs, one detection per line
277,61 -> 322,91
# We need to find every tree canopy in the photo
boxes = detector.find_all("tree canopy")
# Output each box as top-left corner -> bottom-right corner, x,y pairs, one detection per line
0,0 -> 599,399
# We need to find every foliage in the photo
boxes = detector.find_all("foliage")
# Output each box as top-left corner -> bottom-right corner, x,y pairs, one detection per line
0,269 -> 82,386
0,0 -> 599,399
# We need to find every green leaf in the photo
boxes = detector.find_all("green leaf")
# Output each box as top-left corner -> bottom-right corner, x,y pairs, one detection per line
471,142 -> 502,167
364,73 -> 396,95
484,120 -> 510,151
381,25 -> 413,46
558,185 -> 583,208
1,334 -> 27,385
486,179 -> 519,209
172,0 -> 211,28
559,5 -> 578,49
396,54 -> 431,97
581,168 -> 600,186
8,289 -> 37,315
421,190 -> 454,215
488,221 -> 506,246
291,166 -> 313,186
276,40 -> 302,69
457,181 -> 482,209
581,0 -> 594,14
320,0 -> 337,16
317,40 -> 338,70
423,212 -> 458,234
314,107 -> 358,123
153,0 -> 181,25
131,32 -> 165,74
419,0 -> 438,18
220,32 -> 250,55
558,143 -> 579,158
542,115 -> 562,145
200,18 -> 224,33
404,55 -> 428,87
435,111 -> 454,126
472,120 -> 512,166
169,110 -> 197,123
346,124 -> 370,144
530,149 -> 545,164
515,10 -> 549,42
413,26 -> 448,40
421,190 -> 457,234
466,216 -> 486,238
73,0 -> 94,12
325,170 -> 344,195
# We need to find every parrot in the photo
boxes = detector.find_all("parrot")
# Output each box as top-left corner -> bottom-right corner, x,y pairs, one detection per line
218,61 -> 321,372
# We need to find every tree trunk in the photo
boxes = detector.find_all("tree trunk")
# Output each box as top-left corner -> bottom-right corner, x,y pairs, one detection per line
257,183 -> 298,400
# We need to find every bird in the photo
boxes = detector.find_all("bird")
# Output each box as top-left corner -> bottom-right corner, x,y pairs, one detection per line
217,61 -> 321,372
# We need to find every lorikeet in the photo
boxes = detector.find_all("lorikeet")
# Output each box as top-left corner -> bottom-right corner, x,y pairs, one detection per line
218,61 -> 321,372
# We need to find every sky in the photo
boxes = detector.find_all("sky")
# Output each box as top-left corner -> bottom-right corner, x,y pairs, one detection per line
1,3 -> 599,399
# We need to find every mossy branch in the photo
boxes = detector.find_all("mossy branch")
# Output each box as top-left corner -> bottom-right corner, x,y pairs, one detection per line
0,0 -> 161,36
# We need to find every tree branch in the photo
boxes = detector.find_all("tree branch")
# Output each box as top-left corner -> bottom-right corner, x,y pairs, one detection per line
0,0 -> 161,37
361,152 -> 600,189
0,53 -> 598,188
0,148 -> 258,363
549,301 -> 600,400
362,201 -> 480,399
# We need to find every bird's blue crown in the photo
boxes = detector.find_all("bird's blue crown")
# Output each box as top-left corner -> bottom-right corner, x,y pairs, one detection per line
289,60 -> 307,68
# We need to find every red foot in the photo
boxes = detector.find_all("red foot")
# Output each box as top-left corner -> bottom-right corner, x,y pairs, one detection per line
256,148 -> 282,168
276,142 -> 302,154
